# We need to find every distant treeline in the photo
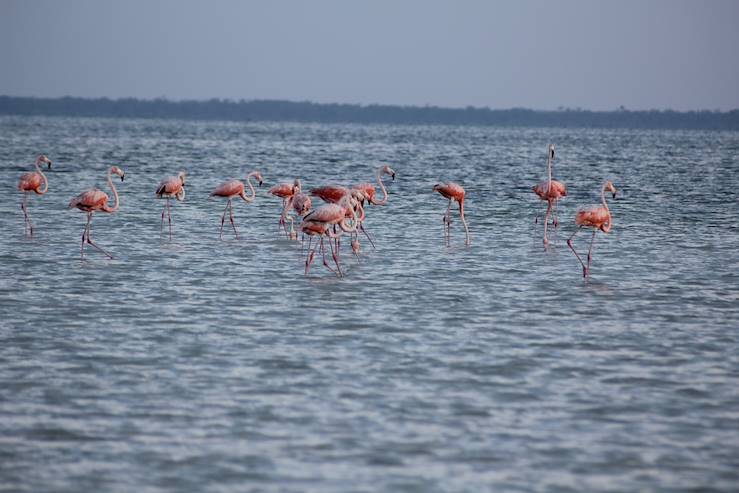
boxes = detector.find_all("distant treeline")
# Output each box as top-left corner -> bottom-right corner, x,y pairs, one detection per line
1,95 -> 738,130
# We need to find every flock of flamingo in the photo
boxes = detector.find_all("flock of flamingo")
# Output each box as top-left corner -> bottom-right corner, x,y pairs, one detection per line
16,147 -> 617,278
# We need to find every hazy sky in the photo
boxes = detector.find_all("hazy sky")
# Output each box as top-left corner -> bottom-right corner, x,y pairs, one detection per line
2,0 -> 738,110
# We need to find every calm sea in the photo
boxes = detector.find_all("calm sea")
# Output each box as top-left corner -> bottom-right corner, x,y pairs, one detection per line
1,116 -> 738,492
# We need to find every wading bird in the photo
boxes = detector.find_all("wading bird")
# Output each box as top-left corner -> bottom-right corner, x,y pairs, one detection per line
68,166 -> 126,259
532,144 -> 567,245
352,164 -> 396,206
211,170 -> 263,240
269,178 -> 301,238
156,171 -> 186,240
17,154 -> 52,236
567,180 -> 617,279
433,181 -> 470,246
301,195 -> 358,276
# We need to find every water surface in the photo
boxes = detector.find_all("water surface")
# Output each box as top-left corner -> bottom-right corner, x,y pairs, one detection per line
1,116 -> 738,492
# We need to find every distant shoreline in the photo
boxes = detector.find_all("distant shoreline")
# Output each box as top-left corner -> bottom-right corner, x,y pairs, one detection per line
1,95 -> 738,131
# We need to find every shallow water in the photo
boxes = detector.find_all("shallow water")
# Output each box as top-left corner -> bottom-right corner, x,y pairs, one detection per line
1,116 -> 738,492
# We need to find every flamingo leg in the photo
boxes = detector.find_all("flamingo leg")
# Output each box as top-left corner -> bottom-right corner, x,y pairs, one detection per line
586,229 -> 597,277
21,193 -> 33,236
459,200 -> 471,246
160,200 -> 167,236
83,213 -> 113,259
81,212 -> 92,258
319,237 -> 339,276
219,200 -> 230,239
359,224 -> 376,250
542,200 -> 553,246
443,199 -> 452,245
553,199 -> 559,227
228,199 -> 239,239
167,197 -> 173,240
328,233 -> 343,277
567,226 -> 588,278
304,236 -> 315,274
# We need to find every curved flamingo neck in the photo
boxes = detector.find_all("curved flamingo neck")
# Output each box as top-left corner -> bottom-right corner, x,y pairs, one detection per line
35,157 -> 49,194
600,183 -> 612,233
459,197 -> 471,245
102,167 -> 119,212
547,149 -> 553,191
241,171 -> 258,202
373,167 -> 389,205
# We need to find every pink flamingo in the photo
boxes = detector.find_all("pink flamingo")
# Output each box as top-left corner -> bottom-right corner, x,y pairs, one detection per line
567,180 -> 618,278
433,182 -> 470,246
17,154 -> 52,236
156,171 -> 186,240
68,166 -> 126,259
352,164 -> 396,206
532,144 -> 567,245
301,195 -> 358,276
291,190 -> 312,242
210,170 -> 263,240
269,178 -> 300,237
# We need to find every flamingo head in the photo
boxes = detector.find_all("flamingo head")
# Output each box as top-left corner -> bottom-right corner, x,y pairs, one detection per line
382,164 -> 396,180
433,183 -> 443,193
548,144 -> 555,160
252,171 -> 264,186
111,166 -> 125,181
37,155 -> 52,169
605,180 -> 617,199
293,178 -> 302,194
178,171 -> 187,185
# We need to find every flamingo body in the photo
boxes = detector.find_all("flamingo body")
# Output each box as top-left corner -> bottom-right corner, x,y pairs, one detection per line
211,179 -> 245,198
433,182 -> 470,246
269,183 -> 294,199
69,189 -> 112,212
533,180 -> 567,200
575,207 -> 610,230
18,172 -> 46,193
156,174 -> 185,199
567,180 -> 617,278
311,185 -> 350,204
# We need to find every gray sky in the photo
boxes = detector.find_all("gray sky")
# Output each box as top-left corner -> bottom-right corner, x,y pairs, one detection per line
1,0 -> 738,110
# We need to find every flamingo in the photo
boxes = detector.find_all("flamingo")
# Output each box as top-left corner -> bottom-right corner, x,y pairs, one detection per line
17,154 -> 52,236
301,195 -> 358,276
352,164 -> 396,206
269,178 -> 300,238
433,182 -> 470,246
210,170 -> 263,240
156,171 -> 186,240
566,180 -> 618,279
291,190 -> 312,243
532,144 -> 567,245
68,166 -> 126,259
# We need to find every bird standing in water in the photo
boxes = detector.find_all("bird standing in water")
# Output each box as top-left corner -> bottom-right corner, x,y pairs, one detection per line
17,154 -> 53,237
567,180 -> 617,279
433,182 -> 470,246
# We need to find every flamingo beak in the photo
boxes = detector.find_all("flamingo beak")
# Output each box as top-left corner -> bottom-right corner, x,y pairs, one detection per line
391,172 -> 396,180
612,192 -> 617,199
47,161 -> 52,169
259,180 -> 263,187
121,174 -> 125,182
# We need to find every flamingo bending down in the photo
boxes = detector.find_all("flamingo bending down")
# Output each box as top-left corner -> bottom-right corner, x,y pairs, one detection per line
291,191 -> 312,243
532,144 -> 567,245
301,195 -> 358,276
269,178 -> 300,238
17,154 -> 52,236
433,182 -> 470,246
68,166 -> 125,259
567,181 -> 617,279
156,171 -> 186,240
211,170 -> 263,240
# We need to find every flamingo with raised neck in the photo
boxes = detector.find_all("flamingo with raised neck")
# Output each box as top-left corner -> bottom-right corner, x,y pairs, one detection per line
211,170 -> 264,240
68,166 -> 126,259
567,180 -> 617,279
17,154 -> 53,236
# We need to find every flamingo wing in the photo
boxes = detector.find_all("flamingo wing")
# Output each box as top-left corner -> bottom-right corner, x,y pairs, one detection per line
303,203 -> 344,224
212,180 -> 244,197
575,206 -> 609,228
269,183 -> 294,198
311,185 -> 349,204
69,189 -> 108,211
18,172 -> 43,192
157,177 -> 183,196
292,193 -> 312,215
